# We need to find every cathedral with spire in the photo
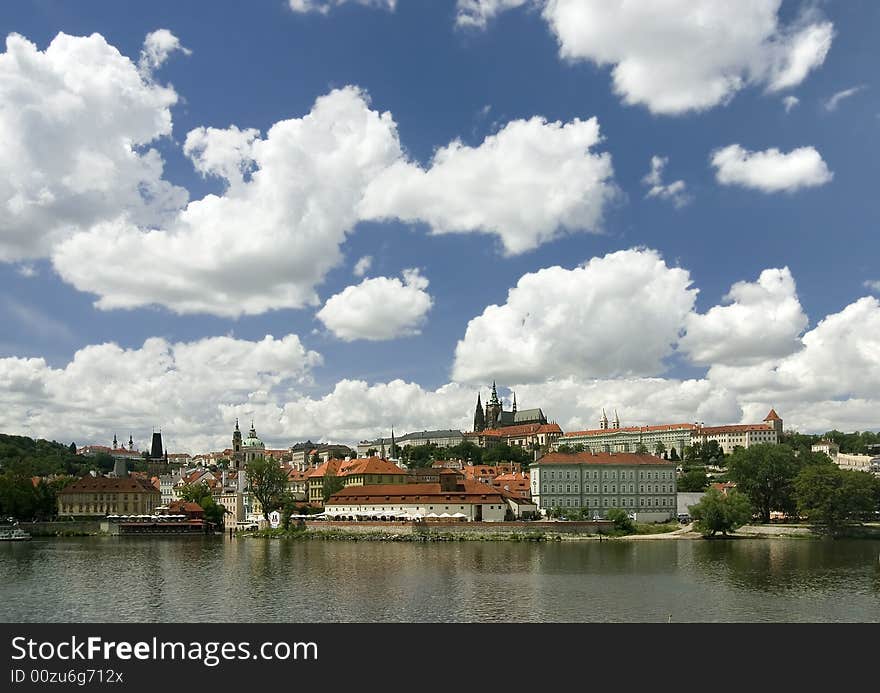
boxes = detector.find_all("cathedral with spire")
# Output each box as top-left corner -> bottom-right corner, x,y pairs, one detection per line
472,382 -> 547,432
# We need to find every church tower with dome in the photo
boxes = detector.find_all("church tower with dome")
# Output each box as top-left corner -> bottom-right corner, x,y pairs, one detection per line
231,419 -> 264,469
241,421 -> 265,468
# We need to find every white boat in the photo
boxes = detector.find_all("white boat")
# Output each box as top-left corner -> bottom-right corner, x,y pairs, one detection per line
0,526 -> 32,541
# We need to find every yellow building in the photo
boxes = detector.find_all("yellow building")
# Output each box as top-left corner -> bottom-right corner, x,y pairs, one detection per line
305,457 -> 407,505
58,475 -> 160,517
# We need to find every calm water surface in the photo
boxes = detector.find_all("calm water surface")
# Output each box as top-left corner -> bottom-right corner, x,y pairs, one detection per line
2,537 -> 880,622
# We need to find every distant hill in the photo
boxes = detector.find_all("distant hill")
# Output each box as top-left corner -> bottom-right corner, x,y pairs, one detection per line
0,433 -> 84,476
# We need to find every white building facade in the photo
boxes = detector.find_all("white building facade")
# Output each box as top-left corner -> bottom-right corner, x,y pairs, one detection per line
531,452 -> 677,523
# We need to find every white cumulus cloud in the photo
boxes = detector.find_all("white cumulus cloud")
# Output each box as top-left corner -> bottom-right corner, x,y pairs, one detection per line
0,31 -> 188,262
455,0 -> 534,28
360,115 -> 617,255
540,0 -> 832,115
4,31 -> 620,315
782,95 -> 799,112
452,248 -> 697,384
183,124 -> 260,189
138,29 -> 191,73
317,269 -> 433,341
707,297 -> 880,409
642,155 -> 690,208
353,255 -> 373,277
681,267 -> 808,367
823,85 -> 866,112
288,0 -> 395,13
279,379 -> 474,444
0,334 -> 322,453
51,86 -> 405,316
711,144 -> 832,193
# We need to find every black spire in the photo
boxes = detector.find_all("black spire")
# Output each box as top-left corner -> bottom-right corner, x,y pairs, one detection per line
473,393 -> 485,432
150,430 -> 163,459
489,381 -> 501,406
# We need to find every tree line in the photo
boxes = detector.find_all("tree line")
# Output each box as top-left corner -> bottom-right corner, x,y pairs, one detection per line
688,444 -> 880,537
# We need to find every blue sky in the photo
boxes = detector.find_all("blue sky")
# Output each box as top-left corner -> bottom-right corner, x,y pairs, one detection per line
1,1 -> 878,453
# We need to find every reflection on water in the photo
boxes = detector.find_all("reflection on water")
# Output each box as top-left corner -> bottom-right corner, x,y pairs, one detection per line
1,537 -> 879,622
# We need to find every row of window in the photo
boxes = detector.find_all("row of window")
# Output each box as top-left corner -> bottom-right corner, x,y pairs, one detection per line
543,497 -> 674,508
542,484 -> 673,494
68,493 -> 138,501
545,469 -> 672,481
59,503 -> 149,513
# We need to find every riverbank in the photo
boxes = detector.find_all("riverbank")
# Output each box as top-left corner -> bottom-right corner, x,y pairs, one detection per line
244,519 -> 668,542
240,520 -> 880,542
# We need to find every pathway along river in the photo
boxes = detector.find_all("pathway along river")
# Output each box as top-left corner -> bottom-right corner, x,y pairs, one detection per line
2,536 -> 880,622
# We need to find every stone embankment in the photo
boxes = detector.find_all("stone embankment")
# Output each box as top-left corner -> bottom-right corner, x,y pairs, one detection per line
298,519 -> 613,541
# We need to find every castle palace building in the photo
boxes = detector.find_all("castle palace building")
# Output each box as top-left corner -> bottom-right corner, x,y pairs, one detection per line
473,382 -> 547,433
557,409 -> 783,457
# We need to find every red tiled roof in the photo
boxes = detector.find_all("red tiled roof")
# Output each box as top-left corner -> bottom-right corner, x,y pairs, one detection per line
496,488 -> 537,504
698,424 -> 773,434
562,422 -> 697,438
478,423 -> 563,438
343,457 -> 406,476
60,476 -> 160,494
305,456 -> 402,479
764,409 -> 781,421
326,481 -> 505,505
305,458 -> 343,479
537,452 -> 675,466
165,500 -> 204,513
493,472 -> 529,483
463,465 -> 499,479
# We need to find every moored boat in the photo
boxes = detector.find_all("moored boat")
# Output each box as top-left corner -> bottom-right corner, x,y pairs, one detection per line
0,524 -> 32,541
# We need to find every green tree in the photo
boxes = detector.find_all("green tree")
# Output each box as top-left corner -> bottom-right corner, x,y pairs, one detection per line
728,444 -> 801,523
404,443 -> 439,468
68,442 -> 77,454
366,448 -> 378,457
654,441 -> 666,457
794,464 -> 879,536
92,452 -> 114,472
634,443 -> 649,455
322,474 -> 345,503
482,443 -> 530,465
606,507 -> 635,533
177,482 -> 226,528
556,444 -> 574,454
278,492 -> 302,530
677,468 -> 709,492
689,488 -> 753,537
703,440 -> 725,466
178,482 -> 212,503
198,495 -> 228,529
446,441 -> 482,464
246,456 -> 289,521
669,447 -> 680,462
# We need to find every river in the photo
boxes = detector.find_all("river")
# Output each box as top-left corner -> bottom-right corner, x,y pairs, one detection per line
2,536 -> 879,622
